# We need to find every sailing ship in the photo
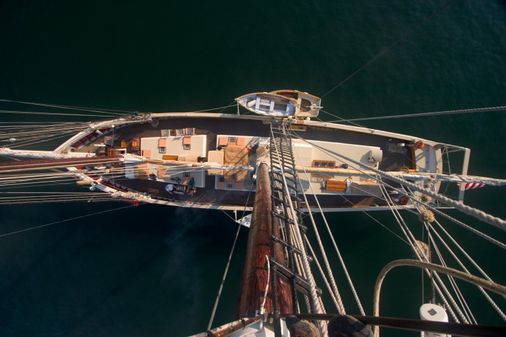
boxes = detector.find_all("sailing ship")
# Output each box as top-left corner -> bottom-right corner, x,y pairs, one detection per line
0,89 -> 504,337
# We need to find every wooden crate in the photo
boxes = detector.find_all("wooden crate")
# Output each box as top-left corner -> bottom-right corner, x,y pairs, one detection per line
325,179 -> 347,192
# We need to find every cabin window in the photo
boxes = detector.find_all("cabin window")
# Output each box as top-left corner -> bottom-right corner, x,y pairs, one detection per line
183,127 -> 195,135
312,160 -> 336,168
183,136 -> 192,150
131,138 -> 140,150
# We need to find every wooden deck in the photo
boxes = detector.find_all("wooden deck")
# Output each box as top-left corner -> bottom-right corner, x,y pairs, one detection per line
74,115 -> 413,210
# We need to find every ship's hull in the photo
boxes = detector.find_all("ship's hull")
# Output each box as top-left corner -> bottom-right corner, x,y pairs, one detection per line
54,112 -> 446,211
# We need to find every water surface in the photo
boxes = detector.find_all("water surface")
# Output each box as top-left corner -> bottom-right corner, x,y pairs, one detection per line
0,1 -> 505,336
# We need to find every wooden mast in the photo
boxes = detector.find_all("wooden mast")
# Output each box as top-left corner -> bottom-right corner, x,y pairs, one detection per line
238,162 -> 293,317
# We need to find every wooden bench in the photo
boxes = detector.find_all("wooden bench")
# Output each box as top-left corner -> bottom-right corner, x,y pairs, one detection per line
162,154 -> 179,161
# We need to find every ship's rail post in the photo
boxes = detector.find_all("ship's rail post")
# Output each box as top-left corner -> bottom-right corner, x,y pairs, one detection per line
458,147 -> 471,202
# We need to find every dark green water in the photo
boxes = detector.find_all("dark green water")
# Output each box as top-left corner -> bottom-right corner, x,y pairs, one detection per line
0,1 -> 505,336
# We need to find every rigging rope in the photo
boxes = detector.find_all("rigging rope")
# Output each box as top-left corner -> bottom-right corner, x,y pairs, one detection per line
0,98 -> 131,115
0,121 -> 83,124
152,104 -> 236,114
0,204 -> 135,239
319,109 -> 369,130
0,109 -> 119,118
421,205 -> 505,250
321,48 -> 389,98
260,255 -> 271,315
321,0 -> 454,98
207,183 -> 254,330
433,220 -> 502,283
430,220 -> 506,321
330,105 -> 506,124
290,132 -> 506,231
299,167 -> 366,315
303,236 -> 342,313
426,226 -> 477,324
207,221 -> 242,330
9,132 -> 82,149
370,178 -> 504,321
289,130 -> 506,249
188,103 -> 236,113
298,172 -> 346,314
378,182 -> 464,323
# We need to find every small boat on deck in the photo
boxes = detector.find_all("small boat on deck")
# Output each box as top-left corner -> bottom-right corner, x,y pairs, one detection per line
235,92 -> 297,117
271,89 -> 322,118
236,90 -> 322,118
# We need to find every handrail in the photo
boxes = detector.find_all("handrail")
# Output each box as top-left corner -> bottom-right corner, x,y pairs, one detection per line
373,259 -> 506,337
280,314 -> 506,337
